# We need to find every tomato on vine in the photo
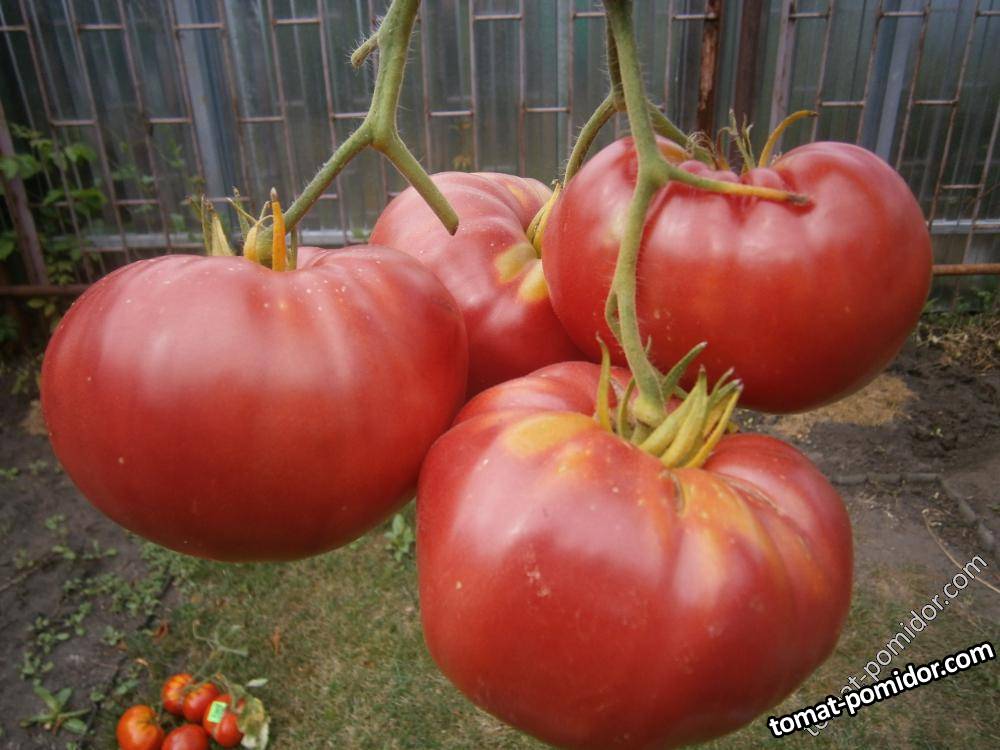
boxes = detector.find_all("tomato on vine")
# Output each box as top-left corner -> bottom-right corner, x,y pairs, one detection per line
41,0 -> 470,563
203,695 -> 244,748
161,724 -> 209,750
161,673 -> 192,717
544,131 -> 931,414
418,351 -> 853,749
372,172 -> 583,395
116,705 -> 164,750
181,682 -> 220,724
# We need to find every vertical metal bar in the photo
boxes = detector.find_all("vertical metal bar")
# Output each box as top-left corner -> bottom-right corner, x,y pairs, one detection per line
163,0 -> 208,191
0,97 -> 48,284
732,0 -> 764,126
873,0 -> 916,159
468,0 -> 480,169
855,0 -> 886,143
566,0 -> 575,162
518,0 -> 526,175
316,0 -> 351,244
768,0 -> 796,131
58,0 -> 132,262
962,99 -> 1000,262
696,0 -> 722,134
265,0 -> 301,201
925,0 -> 981,232
892,0 -> 932,170
810,0 -> 837,141
663,0 -> 674,114
418,1 -> 435,175
215,0 -> 255,206
114,0 -> 174,253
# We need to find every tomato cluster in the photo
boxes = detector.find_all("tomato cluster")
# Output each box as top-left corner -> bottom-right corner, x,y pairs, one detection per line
118,675 -> 245,750
42,3 -> 937,748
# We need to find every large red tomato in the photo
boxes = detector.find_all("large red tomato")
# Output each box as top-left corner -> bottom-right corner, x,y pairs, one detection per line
371,172 -> 582,395
543,138 -> 932,413
42,246 -> 467,561
418,361 -> 853,749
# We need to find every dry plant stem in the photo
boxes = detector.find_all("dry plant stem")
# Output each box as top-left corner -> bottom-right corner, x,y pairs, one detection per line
254,0 -> 457,261
602,0 -> 809,426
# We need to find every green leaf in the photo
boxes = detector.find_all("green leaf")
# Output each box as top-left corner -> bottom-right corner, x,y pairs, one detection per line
62,718 -> 87,735
42,187 -> 66,207
0,232 -> 16,261
0,155 -> 19,180
246,678 -> 268,688
33,684 -> 60,712
63,143 -> 96,164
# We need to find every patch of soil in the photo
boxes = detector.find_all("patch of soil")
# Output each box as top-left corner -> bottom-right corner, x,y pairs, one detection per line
748,338 -> 1000,607
770,373 -> 915,439
0,366 -> 169,749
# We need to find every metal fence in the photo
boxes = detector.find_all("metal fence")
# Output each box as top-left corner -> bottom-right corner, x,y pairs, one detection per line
1,0 -> 998,297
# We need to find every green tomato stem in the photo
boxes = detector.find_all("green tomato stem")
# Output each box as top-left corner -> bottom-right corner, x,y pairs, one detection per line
255,0 -> 458,262
602,0 -> 810,427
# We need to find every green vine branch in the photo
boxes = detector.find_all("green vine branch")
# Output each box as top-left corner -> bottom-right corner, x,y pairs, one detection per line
253,0 -> 457,263
600,0 -> 810,434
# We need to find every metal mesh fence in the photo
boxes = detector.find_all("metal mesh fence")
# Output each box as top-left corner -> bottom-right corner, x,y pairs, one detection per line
0,0 -> 998,297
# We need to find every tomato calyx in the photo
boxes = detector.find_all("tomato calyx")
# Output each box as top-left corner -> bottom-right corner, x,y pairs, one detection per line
525,183 -> 561,256
192,189 -> 296,272
709,109 -> 818,172
594,340 -> 741,469
758,110 -> 818,168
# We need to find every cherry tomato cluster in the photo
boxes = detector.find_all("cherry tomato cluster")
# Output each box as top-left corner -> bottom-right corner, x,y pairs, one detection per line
117,675 -> 244,750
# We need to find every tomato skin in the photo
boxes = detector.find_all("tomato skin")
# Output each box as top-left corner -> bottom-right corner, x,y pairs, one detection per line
116,705 -> 164,750
161,673 -> 193,717
181,682 -> 220,724
161,724 -> 209,750
543,138 -> 932,413
371,172 -> 583,395
202,695 -> 244,748
41,247 -> 468,561
418,362 -> 853,750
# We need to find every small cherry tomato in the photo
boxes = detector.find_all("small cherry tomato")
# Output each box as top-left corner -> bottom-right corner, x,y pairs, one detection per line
181,682 -> 220,724
162,724 -> 209,750
160,673 -> 193,717
202,695 -> 244,748
116,705 -> 164,750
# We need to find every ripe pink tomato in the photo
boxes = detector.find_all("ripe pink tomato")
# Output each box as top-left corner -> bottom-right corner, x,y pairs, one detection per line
418,361 -> 853,749
42,246 -> 467,561
543,138 -> 932,413
371,172 -> 582,395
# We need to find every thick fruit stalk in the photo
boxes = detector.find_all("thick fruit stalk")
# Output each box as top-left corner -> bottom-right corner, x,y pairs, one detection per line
594,0 -> 811,451
250,0 -> 457,263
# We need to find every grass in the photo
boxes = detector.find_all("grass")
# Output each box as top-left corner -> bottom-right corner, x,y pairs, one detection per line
85,506 -> 999,749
